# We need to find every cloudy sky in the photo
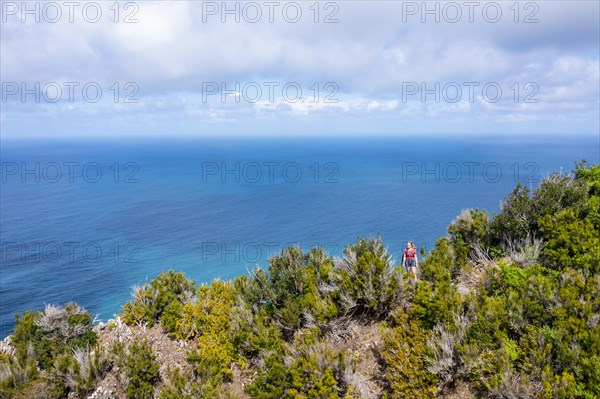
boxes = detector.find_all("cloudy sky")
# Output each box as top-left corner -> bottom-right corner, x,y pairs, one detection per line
1,0 -> 598,137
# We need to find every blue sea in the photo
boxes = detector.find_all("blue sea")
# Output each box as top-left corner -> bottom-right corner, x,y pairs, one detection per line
1,135 -> 598,338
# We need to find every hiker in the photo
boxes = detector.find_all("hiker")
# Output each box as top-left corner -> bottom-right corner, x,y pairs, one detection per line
402,241 -> 419,281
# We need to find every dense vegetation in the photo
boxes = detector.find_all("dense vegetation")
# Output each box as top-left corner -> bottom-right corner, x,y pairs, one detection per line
1,161 -> 599,398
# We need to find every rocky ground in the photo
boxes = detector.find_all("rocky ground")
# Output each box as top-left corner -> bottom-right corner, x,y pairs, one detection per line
84,316 -> 384,399
84,317 -> 198,399
1,316 -> 384,399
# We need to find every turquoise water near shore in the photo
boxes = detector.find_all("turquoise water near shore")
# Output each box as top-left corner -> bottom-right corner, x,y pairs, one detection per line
1,135 -> 598,338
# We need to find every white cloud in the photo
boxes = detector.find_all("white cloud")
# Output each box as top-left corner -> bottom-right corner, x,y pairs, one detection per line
367,100 -> 398,111
0,0 -> 598,136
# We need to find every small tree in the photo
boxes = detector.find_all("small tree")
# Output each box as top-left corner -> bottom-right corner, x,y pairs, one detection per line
491,184 -> 534,244
335,236 -> 395,317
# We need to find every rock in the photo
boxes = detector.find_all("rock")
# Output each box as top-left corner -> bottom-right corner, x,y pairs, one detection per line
0,336 -> 15,356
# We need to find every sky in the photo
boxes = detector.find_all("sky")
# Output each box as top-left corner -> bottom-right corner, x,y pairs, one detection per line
0,0 -> 599,138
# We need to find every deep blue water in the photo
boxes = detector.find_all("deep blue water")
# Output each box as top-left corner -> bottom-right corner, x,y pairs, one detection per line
1,135 -> 598,338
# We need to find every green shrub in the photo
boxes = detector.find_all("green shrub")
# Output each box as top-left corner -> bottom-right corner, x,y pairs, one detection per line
158,366 -> 237,399
335,236 -> 396,316
3,303 -> 100,398
230,304 -> 284,361
419,237 -> 455,283
538,207 -> 600,273
286,328 -> 343,398
380,309 -> 438,398
123,339 -> 159,399
245,351 -> 290,399
245,327 -> 345,399
180,280 -> 237,383
447,208 -> 492,265
121,269 -> 195,328
235,246 -> 339,339
491,184 -> 534,243
531,173 -> 588,223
